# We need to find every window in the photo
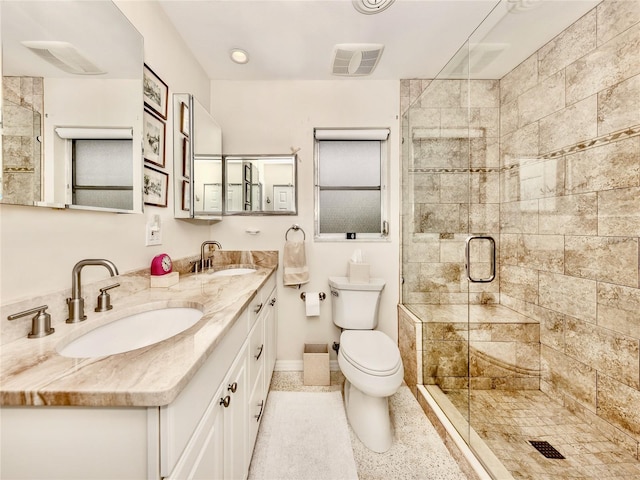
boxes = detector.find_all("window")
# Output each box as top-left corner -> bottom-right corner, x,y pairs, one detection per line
314,128 -> 389,241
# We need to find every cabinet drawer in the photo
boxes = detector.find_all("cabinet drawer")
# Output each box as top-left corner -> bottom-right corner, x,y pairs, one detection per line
248,314 -> 265,390
248,366 -> 266,449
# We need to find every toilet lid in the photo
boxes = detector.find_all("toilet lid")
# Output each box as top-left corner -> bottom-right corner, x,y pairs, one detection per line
339,330 -> 402,376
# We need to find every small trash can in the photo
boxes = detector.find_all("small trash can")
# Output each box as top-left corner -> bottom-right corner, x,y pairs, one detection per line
303,343 -> 330,386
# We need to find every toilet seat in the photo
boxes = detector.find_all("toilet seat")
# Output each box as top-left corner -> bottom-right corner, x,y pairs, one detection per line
339,330 -> 402,376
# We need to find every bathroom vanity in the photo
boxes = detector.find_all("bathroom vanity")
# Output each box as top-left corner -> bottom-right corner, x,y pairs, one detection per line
0,257 -> 278,480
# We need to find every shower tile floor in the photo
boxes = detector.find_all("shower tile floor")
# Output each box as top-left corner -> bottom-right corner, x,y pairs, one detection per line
446,389 -> 640,479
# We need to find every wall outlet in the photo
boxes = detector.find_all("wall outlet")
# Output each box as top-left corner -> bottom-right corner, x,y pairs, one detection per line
145,215 -> 162,246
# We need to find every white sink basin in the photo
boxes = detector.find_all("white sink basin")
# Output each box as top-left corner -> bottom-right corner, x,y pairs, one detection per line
58,307 -> 203,358
209,267 -> 256,277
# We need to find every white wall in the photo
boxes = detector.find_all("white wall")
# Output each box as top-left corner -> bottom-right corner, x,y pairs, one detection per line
0,2 -> 214,303
209,80 -> 401,365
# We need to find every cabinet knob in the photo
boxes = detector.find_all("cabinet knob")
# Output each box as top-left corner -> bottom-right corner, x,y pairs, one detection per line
269,297 -> 276,307
228,382 -> 238,393
219,395 -> 231,408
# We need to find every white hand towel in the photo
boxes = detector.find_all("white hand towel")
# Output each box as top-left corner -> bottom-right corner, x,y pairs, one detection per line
283,240 -> 309,286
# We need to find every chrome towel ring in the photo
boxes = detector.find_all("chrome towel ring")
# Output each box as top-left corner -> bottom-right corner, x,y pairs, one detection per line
285,224 -> 306,241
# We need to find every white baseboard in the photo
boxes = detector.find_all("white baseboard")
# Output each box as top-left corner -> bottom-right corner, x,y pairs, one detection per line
274,360 -> 340,371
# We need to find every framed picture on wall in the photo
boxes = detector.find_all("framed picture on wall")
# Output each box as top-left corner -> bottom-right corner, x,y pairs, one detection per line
143,109 -> 166,168
182,180 -> 190,211
182,137 -> 191,178
180,101 -> 190,136
143,165 -> 168,207
143,64 -> 168,120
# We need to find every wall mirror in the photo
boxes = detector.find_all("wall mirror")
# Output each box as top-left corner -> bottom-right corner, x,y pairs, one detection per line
173,93 -> 223,220
1,0 -> 144,212
224,155 -> 297,215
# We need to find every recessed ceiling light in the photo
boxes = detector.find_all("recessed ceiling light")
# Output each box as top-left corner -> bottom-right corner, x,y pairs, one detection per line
230,48 -> 249,64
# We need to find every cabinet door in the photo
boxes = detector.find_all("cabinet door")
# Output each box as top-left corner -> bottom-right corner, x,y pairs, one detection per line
264,291 -> 278,391
191,391 -> 225,480
224,346 -> 248,480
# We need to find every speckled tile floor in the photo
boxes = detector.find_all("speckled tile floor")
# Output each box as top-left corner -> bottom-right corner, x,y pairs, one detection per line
445,389 -> 640,480
268,371 -> 469,480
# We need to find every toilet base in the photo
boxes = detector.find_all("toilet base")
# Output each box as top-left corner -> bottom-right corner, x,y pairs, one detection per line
343,379 -> 393,453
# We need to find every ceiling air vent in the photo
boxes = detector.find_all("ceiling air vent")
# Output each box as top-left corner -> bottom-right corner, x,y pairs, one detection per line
21,41 -> 105,75
331,44 -> 384,77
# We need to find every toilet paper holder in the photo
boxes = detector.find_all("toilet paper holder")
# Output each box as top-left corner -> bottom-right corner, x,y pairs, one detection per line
300,292 -> 326,301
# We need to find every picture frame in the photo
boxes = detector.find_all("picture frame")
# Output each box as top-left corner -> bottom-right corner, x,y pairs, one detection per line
182,180 -> 190,211
182,137 -> 191,178
143,109 -> 166,168
180,101 -> 190,136
143,165 -> 168,207
143,64 -> 168,120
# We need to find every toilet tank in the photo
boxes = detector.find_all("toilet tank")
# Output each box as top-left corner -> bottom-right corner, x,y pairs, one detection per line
328,276 -> 385,330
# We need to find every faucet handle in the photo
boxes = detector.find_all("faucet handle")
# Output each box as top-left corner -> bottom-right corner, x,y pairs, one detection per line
95,283 -> 120,312
7,305 -> 55,338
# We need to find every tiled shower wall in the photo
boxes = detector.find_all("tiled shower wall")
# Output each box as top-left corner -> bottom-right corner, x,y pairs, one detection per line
401,0 -> 640,458
2,77 -> 43,205
498,0 -> 640,457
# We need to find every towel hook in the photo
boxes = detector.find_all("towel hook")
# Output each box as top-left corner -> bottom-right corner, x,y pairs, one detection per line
285,224 -> 306,241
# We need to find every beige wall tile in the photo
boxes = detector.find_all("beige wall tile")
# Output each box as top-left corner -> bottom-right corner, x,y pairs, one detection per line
517,234 -> 564,273
599,186 -> 640,237
565,236 -> 639,287
411,172 -> 440,203
538,193 -> 598,235
470,171 -> 500,204
469,203 -> 500,233
500,123 -> 539,168
500,53 -> 538,105
541,345 -> 597,410
499,233 -> 519,266
539,271 -> 597,322
566,23 -> 640,105
499,264 -> 539,303
539,95 -> 598,154
598,74 -> 640,135
597,282 -> 640,339
468,80 -> 500,108
597,373 -> 640,437
500,200 -> 538,234
566,317 -> 639,389
519,157 -> 565,200
517,70 -> 565,128
565,136 -> 640,194
440,173 -> 469,203
536,307 -> 566,351
597,0 -> 640,45
415,203 -> 468,234
500,99 -> 519,137
538,10 -> 597,79
418,79 -> 462,108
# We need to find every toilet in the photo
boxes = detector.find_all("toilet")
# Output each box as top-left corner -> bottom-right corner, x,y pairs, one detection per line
328,276 -> 404,453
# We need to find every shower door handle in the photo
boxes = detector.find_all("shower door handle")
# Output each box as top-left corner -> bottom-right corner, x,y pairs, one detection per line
465,236 -> 496,283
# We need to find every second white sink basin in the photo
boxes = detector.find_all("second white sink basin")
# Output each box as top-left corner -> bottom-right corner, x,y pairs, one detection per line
209,267 -> 256,277
58,307 -> 203,358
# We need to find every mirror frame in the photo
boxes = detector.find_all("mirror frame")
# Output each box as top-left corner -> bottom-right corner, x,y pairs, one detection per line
223,154 -> 298,216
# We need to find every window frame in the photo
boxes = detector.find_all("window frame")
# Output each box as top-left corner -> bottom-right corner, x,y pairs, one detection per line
313,128 -> 390,242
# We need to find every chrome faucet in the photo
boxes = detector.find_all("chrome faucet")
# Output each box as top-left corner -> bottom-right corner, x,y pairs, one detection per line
200,241 -> 222,270
67,259 -> 119,323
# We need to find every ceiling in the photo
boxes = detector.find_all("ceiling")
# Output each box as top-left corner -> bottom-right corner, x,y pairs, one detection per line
158,0 -> 601,81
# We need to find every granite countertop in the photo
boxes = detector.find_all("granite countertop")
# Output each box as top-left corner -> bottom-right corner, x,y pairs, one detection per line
0,264 -> 276,408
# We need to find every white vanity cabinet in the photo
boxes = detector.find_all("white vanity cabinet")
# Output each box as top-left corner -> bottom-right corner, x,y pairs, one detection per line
163,273 -> 277,480
0,273 -> 278,480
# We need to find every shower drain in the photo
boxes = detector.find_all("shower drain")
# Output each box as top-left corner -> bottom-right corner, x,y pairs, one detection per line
529,440 -> 565,459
